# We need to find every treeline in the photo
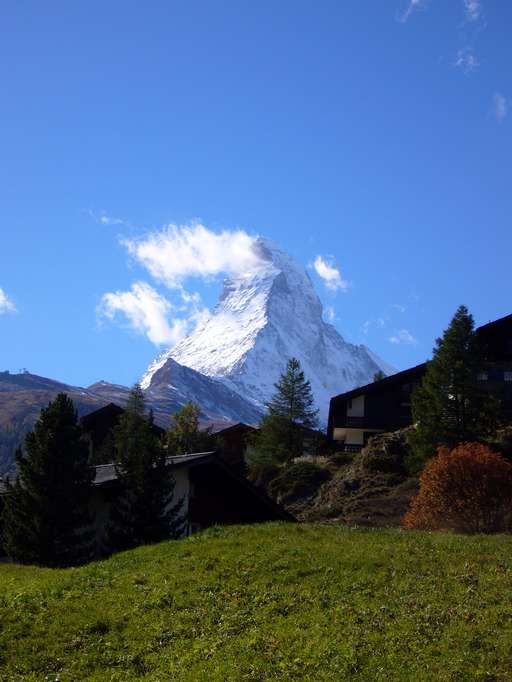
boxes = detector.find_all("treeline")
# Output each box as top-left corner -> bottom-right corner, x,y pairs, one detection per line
0,387 -> 210,567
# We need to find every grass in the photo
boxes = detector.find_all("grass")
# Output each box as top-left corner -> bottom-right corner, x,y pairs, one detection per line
1,523 -> 512,681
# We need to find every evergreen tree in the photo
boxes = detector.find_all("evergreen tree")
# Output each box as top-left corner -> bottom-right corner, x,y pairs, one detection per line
250,358 -> 319,465
408,305 -> 500,469
373,370 -> 386,382
1,394 -> 94,567
104,385 -> 185,554
166,402 -> 211,455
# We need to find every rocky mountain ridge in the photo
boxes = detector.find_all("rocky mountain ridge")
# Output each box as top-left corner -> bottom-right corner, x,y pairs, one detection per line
143,238 -> 392,422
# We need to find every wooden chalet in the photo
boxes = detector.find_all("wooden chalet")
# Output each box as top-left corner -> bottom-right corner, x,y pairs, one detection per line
328,313 -> 512,451
210,422 -> 257,473
80,402 -> 165,464
90,451 -> 294,547
327,364 -> 426,451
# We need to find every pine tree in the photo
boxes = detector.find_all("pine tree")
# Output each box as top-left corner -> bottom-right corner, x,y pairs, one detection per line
1,394 -> 94,567
104,385 -> 185,554
408,305 -> 500,469
373,370 -> 386,382
250,358 -> 319,466
166,402 -> 211,455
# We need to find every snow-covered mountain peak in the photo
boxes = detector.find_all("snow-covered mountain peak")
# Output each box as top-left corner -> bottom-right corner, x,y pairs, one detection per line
142,237 -> 393,423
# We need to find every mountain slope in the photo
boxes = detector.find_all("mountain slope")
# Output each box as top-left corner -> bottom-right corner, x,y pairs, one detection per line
0,367 -> 261,475
143,239 -> 393,422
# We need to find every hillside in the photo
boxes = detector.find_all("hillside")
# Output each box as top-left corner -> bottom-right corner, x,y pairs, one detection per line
1,524 -> 512,681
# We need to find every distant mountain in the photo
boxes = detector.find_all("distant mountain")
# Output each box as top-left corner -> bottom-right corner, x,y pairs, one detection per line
143,238 -> 393,423
0,366 -> 261,475
0,371 -> 110,476
87,359 -> 262,429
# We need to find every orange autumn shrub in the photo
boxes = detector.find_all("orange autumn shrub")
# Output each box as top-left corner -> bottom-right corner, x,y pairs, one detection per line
403,442 -> 512,533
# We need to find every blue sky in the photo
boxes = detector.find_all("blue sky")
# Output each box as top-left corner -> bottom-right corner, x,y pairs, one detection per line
1,0 -> 511,388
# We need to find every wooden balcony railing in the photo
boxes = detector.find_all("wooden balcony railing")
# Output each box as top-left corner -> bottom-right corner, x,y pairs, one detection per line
345,416 -> 365,427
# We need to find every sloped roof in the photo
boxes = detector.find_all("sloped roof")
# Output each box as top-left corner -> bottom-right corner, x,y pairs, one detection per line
93,452 -> 216,485
330,363 -> 427,405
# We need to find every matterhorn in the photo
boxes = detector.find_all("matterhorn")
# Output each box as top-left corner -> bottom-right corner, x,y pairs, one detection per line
141,238 -> 392,424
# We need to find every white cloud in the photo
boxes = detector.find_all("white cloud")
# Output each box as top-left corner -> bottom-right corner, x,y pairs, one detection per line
463,0 -> 481,22
390,329 -> 417,345
312,255 -> 349,293
392,304 -> 406,313
122,222 -> 263,288
98,281 -> 191,346
100,223 -> 268,347
494,93 -> 508,122
362,317 -> 386,335
99,214 -> 125,226
325,306 -> 336,322
0,288 -> 16,314
398,0 -> 425,23
455,47 -> 479,73
88,209 -> 126,226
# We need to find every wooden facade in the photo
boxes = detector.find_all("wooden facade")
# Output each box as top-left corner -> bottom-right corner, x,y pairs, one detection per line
210,422 -> 257,474
328,313 -> 512,450
90,452 -> 294,546
327,364 -> 426,450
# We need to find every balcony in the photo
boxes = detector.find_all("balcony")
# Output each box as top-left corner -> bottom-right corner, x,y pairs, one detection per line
341,443 -> 364,453
345,416 -> 365,427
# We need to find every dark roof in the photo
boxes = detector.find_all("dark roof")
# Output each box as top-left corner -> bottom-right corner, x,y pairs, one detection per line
1,451 -> 295,522
212,422 -> 258,436
330,363 -> 427,404
80,402 -> 165,436
80,402 -> 124,429
0,453 -> 216,494
93,452 -> 216,485
475,313 -> 512,335
329,312 -> 512,406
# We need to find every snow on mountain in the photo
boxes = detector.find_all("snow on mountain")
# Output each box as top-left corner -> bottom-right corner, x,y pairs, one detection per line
142,238 -> 394,423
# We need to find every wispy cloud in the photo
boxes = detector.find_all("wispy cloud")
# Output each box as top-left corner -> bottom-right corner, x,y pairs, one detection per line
494,93 -> 508,122
455,46 -> 479,73
98,281 -> 204,346
0,288 -> 17,314
325,306 -> 336,322
362,318 -> 386,335
463,0 -> 481,22
312,255 -> 350,293
123,222 -> 263,288
99,214 -> 125,226
89,209 -> 126,226
390,329 -> 417,345
392,304 -> 406,313
398,0 -> 425,23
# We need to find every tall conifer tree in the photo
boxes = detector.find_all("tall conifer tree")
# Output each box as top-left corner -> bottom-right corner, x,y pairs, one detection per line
104,385 -> 185,553
409,305 -> 500,469
1,394 -> 94,567
250,358 -> 319,465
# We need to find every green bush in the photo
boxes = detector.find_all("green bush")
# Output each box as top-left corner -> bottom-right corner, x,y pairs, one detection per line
268,462 -> 331,503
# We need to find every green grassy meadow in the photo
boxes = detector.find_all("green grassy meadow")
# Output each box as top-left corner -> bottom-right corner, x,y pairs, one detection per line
1,523 -> 512,681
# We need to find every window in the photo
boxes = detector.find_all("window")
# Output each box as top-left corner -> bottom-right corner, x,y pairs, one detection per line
505,371 -> 512,382
477,372 -> 488,382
